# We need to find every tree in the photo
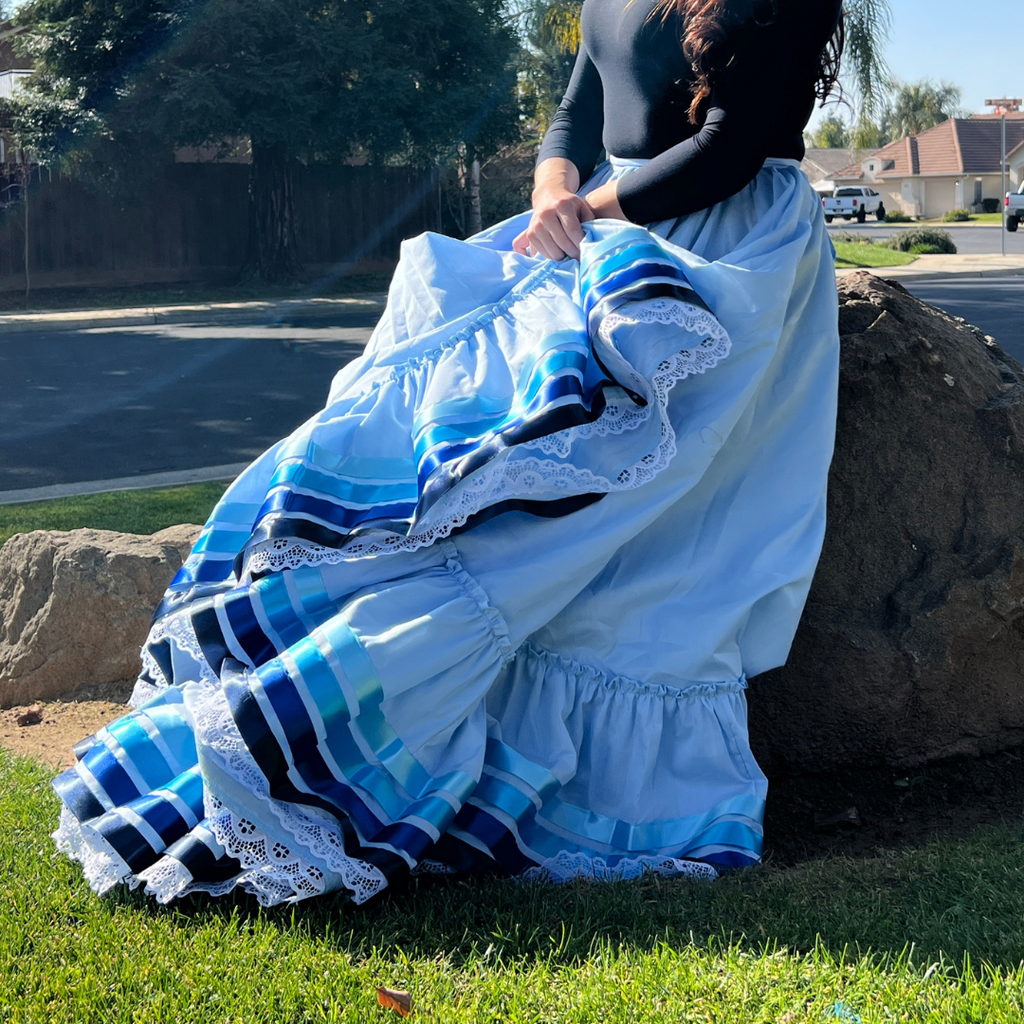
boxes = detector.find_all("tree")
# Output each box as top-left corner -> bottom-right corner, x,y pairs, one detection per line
841,0 -> 892,124
12,0 -> 523,280
511,0 -> 580,132
806,114 -> 852,149
881,79 -> 967,141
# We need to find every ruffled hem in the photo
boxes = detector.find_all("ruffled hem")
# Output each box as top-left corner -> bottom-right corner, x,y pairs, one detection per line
521,851 -> 719,884
55,616 -> 759,907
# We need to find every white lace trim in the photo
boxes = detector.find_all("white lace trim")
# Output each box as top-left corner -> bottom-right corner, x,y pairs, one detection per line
137,854 -> 241,904
244,299 -> 730,577
52,805 -> 136,896
521,850 -> 719,884
130,612 -> 218,706
129,678 -> 163,708
190,683 -> 389,906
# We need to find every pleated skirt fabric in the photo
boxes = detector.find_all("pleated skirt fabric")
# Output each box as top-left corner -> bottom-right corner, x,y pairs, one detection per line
52,157 -> 839,904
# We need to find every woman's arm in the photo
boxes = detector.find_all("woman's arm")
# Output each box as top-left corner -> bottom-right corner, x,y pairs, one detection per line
514,41 -> 609,260
536,40 -> 605,183
613,96 -> 770,224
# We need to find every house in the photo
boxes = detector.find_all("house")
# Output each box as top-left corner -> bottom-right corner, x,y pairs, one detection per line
1,21 -> 33,167
801,148 -> 876,194
0,22 -> 32,101
831,114 -> 1024,218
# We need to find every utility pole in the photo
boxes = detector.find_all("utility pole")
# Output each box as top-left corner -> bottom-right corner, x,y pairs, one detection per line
986,98 -> 1022,258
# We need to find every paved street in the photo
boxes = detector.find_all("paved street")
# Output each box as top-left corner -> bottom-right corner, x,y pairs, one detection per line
828,222 -> 1024,256
0,309 -> 376,493
904,277 -> 1024,364
2,272 -> 1023,496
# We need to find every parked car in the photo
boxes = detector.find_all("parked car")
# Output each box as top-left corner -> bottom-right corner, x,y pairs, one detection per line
823,187 -> 886,224
1006,185 -> 1024,232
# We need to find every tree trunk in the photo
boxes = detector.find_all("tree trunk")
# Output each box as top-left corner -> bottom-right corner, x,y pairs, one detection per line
468,159 -> 482,236
243,141 -> 301,283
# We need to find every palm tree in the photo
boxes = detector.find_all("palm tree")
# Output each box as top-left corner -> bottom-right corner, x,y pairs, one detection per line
516,0 -> 893,123
883,80 -> 966,140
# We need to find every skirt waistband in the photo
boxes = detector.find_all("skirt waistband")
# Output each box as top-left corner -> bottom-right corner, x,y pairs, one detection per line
608,155 -> 803,171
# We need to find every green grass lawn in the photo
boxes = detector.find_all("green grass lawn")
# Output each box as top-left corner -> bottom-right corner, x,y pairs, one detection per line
833,242 -> 919,270
3,752 -> 1024,1022
0,483 -> 226,549
913,213 -> 1005,226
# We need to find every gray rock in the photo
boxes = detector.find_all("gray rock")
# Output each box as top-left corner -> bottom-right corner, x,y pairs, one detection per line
749,272 -> 1024,773
0,525 -> 201,705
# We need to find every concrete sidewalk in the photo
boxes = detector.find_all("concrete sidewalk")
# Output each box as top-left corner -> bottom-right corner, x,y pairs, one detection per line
0,294 -> 388,335
836,253 -> 1024,282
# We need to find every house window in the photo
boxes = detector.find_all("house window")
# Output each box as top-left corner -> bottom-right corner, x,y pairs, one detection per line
974,179 -> 983,205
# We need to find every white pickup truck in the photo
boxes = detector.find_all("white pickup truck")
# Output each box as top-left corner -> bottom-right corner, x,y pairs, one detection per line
823,186 -> 886,224
1006,184 -> 1024,232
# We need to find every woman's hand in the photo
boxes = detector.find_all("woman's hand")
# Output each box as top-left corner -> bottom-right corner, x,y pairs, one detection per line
513,185 -> 595,261
513,159 -> 630,261
513,157 -> 595,261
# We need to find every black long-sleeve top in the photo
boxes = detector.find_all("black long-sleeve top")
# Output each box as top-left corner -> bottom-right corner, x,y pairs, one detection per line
537,0 -> 843,223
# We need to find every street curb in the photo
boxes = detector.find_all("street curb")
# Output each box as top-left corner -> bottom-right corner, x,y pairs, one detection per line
836,265 -> 1024,283
0,295 -> 387,336
0,464 -> 248,507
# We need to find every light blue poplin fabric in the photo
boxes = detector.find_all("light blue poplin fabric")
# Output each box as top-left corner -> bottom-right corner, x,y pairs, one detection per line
51,157 -> 839,904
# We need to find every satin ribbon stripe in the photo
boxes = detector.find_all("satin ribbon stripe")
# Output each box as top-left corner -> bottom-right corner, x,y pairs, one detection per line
475,741 -> 764,864
248,617 -> 477,817
414,372 -> 599,488
268,460 -> 420,510
165,501 -> 264,594
160,822 -> 243,886
412,348 -> 589,465
582,262 -> 700,320
580,243 -> 684,299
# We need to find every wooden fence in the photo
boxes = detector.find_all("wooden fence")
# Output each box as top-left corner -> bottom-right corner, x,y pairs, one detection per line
0,162 -> 439,294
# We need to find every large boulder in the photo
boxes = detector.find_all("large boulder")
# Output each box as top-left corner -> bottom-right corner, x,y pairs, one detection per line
0,525 -> 201,705
749,272 -> 1024,774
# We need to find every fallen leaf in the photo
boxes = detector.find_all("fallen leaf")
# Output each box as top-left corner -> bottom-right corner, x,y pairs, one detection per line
16,706 -> 44,727
377,987 -> 413,1017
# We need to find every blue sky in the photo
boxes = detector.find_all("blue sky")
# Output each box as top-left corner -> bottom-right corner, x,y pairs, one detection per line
810,0 -> 1021,131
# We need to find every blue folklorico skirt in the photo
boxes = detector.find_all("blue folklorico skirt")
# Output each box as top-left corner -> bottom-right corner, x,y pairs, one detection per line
53,157 -> 839,904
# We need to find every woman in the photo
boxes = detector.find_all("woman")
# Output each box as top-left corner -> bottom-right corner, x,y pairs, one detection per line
53,0 -> 844,904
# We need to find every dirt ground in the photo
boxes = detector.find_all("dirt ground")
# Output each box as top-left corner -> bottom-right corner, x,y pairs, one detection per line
1,683 -> 135,769
763,747 -> 1024,865
5,691 -> 1024,865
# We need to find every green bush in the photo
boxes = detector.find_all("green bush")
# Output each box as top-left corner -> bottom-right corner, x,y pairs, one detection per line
884,227 -> 957,254
829,230 -> 873,245
884,209 -> 913,223
910,244 -> 944,254
982,197 -> 1001,214
942,208 -> 972,222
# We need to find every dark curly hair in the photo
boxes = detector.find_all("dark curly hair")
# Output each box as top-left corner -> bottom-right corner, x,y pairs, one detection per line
653,0 -> 846,125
